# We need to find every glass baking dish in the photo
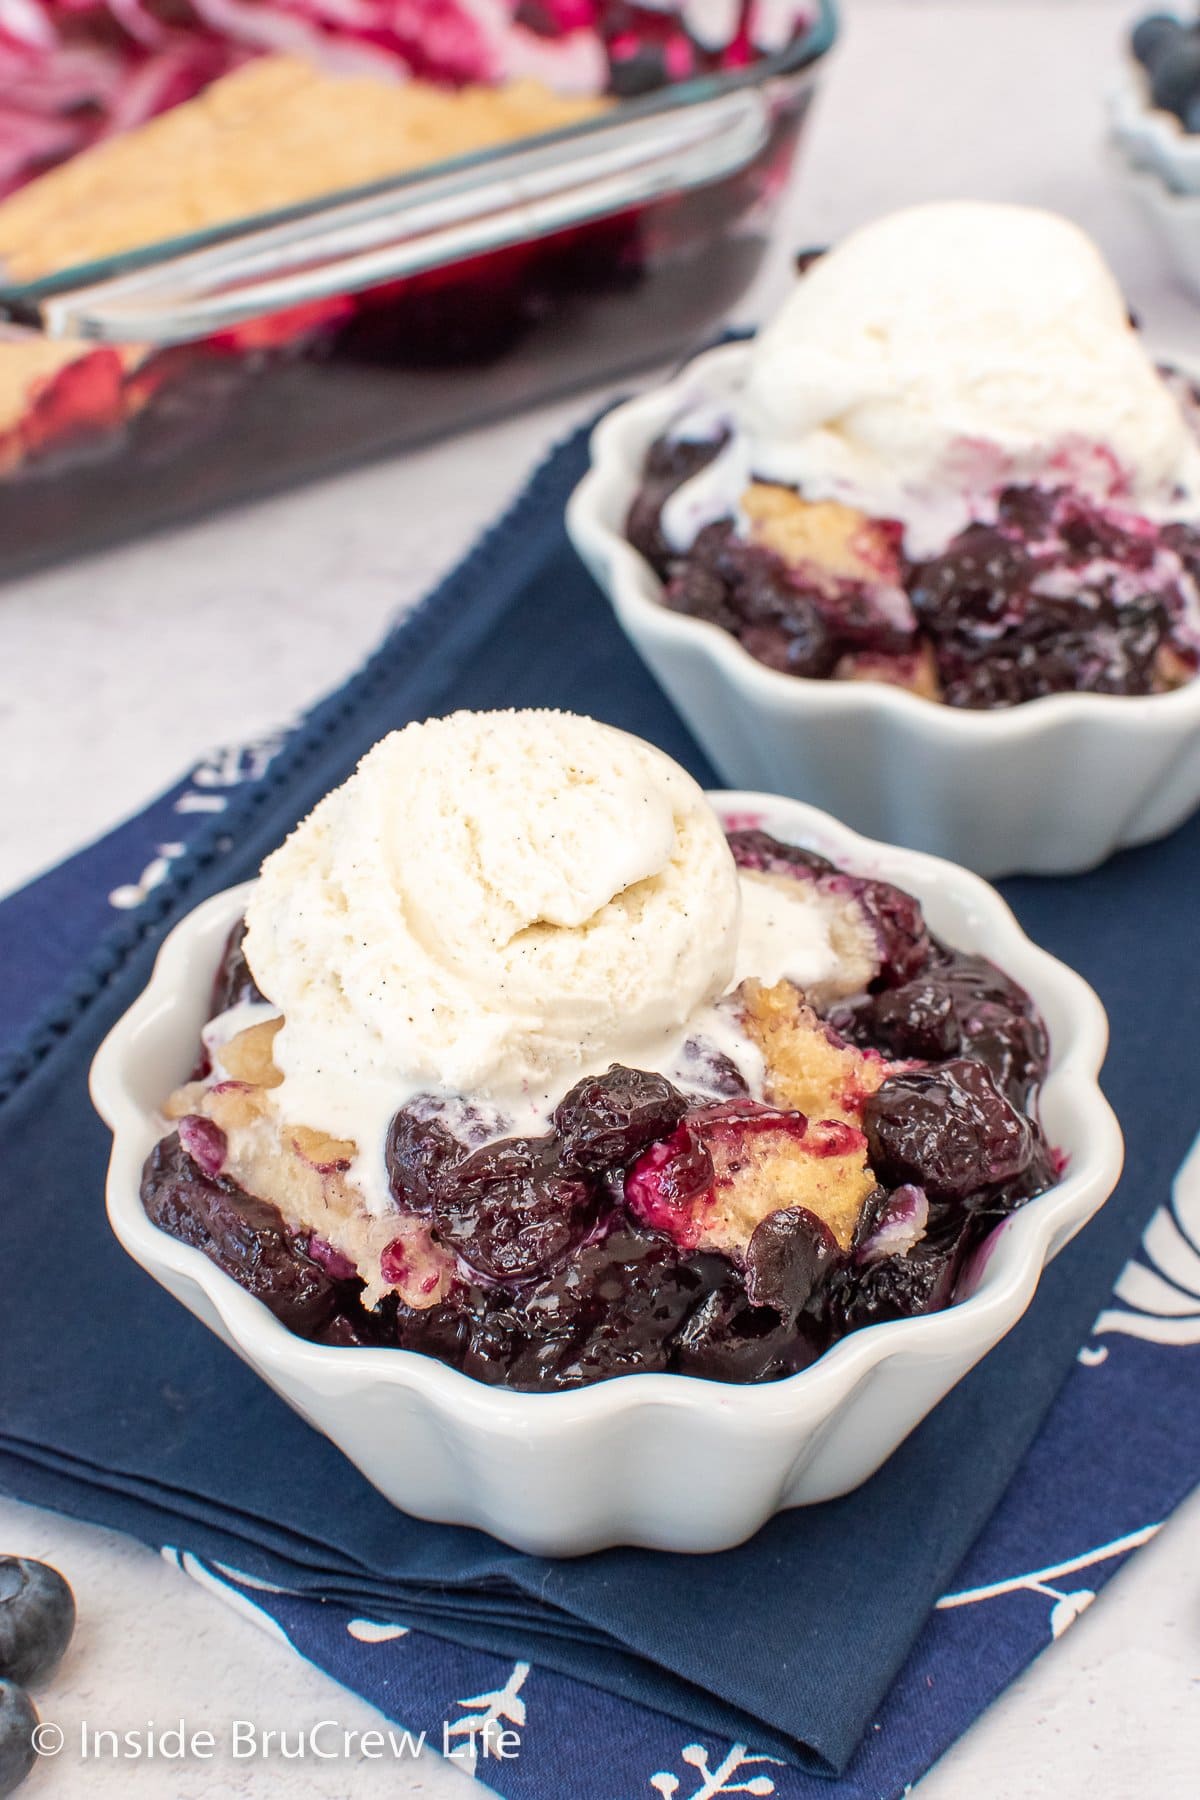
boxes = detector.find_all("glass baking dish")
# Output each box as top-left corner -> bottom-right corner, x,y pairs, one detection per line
0,0 -> 836,579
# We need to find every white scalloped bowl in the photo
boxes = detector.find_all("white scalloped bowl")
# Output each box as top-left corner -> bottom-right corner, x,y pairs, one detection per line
1108,57 -> 1200,194
566,342 -> 1200,877
91,793 -> 1122,1557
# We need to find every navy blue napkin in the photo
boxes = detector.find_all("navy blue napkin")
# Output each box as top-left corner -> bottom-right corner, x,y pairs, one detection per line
1,424 -> 1197,1776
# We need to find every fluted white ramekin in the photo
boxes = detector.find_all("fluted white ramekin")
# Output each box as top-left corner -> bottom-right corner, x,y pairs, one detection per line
90,792 -> 1122,1556
566,342 -> 1200,877
1108,56 -> 1200,194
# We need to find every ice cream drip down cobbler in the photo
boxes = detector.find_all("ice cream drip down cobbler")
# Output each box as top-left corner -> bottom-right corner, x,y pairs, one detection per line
142,710 -> 1057,1390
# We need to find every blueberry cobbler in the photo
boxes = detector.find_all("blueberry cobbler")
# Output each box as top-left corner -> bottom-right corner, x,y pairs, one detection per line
626,202 -> 1200,708
141,710 -> 1057,1391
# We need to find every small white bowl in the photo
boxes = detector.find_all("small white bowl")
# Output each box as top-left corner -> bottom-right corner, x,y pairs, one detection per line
566,342 -> 1200,877
1108,57 -> 1200,195
1119,153 -> 1200,303
90,793 -> 1122,1556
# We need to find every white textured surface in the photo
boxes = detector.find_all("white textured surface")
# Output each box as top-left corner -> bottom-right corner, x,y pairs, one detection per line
0,1497 -> 492,1798
2,1 -> 1198,1794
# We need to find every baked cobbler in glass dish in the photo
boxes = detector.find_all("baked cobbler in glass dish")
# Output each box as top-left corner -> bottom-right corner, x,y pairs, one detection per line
0,1 -> 831,577
139,710 -> 1059,1392
624,203 -> 1200,709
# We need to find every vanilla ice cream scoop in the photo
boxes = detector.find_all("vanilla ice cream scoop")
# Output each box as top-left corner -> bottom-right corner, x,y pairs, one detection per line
736,202 -> 1200,553
243,711 -> 741,1145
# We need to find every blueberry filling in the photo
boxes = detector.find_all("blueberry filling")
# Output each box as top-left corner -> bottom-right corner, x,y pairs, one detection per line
141,832 -> 1056,1390
426,1135 -> 598,1284
210,918 -> 265,1015
628,434 -> 1200,708
140,1134 -> 350,1337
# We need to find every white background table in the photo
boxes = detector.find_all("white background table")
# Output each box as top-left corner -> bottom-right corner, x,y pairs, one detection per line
2,3 -> 1197,1794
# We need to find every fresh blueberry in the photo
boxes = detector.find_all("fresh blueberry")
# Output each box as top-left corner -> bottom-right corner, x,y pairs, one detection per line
0,1559 -> 75,1689
1150,33 -> 1200,118
0,1681 -> 36,1798
1131,13 -> 1185,69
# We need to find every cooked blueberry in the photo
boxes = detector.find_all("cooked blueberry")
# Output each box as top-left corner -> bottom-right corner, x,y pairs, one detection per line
609,44 -> 667,96
553,1065 -> 688,1173
626,489 -> 672,571
1132,14 -> 1185,68
1058,501 -> 1155,569
0,1681 -> 36,1798
863,1059 -> 1034,1200
210,917 -> 265,1016
867,979 -> 961,1059
994,484 -> 1058,537
431,1136 -> 595,1282
674,1038 -> 751,1098
0,1561 -> 74,1688
534,1232 -> 719,1388
624,1120 -> 715,1245
993,1132 -> 1058,1214
939,652 -> 1033,710
644,434 -> 726,486
829,1237 -> 961,1332
1150,33 -> 1200,117
385,1105 -> 466,1210
855,877 -> 931,986
744,1206 -> 842,1315
627,435 -> 725,573
731,555 -> 798,625
1164,517 -> 1200,576
909,522 -> 1030,642
832,945 -> 1048,1103
740,603 -> 835,678
315,1311 -> 381,1347
956,999 -> 1049,1107
689,518 -> 746,583
665,562 -> 733,626
726,827 -> 834,881
177,1113 -> 227,1179
396,1223 -> 717,1389
673,1284 -> 820,1381
141,1134 -> 340,1335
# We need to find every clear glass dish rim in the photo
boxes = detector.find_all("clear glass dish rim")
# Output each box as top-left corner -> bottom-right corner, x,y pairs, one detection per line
0,0 -> 837,307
